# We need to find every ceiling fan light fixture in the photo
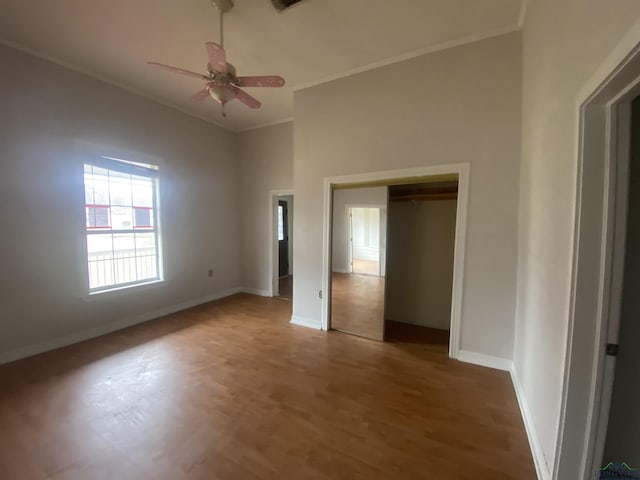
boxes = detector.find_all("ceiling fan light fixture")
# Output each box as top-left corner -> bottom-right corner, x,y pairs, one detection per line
147,0 -> 286,118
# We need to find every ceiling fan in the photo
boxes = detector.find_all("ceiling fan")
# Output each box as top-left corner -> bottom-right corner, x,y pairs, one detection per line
148,0 -> 286,118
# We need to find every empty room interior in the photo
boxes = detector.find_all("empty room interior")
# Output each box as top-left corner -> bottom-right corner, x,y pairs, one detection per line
2,1 -> 640,479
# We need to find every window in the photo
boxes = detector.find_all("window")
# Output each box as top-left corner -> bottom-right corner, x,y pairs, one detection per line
278,205 -> 285,241
83,157 -> 162,292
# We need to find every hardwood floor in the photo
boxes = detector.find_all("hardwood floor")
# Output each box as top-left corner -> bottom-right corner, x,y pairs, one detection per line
0,293 -> 535,479
352,258 -> 380,276
385,320 -> 450,354
331,273 -> 385,341
277,275 -> 292,300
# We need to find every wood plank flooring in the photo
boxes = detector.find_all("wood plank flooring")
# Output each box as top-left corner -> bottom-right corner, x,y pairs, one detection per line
277,275 -> 292,300
351,259 -> 380,276
331,273 -> 385,341
0,293 -> 535,479
384,320 -> 450,354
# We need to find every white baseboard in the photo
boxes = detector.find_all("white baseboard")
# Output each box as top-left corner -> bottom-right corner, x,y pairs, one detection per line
290,315 -> 322,330
332,268 -> 351,274
0,286 -> 243,365
511,365 -> 551,480
457,352 -> 547,479
457,350 -> 512,371
241,287 -> 271,297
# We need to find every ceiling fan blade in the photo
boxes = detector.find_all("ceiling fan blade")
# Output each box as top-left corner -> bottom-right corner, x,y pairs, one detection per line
191,86 -> 211,102
236,76 -> 286,88
148,62 -> 208,80
230,86 -> 261,109
206,42 -> 227,74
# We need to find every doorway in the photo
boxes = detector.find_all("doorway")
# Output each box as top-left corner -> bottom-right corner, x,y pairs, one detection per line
557,43 -> 640,479
349,207 -> 383,276
589,96 -> 640,479
323,165 -> 469,358
600,99 -> 640,473
277,199 -> 292,299
270,190 -> 294,300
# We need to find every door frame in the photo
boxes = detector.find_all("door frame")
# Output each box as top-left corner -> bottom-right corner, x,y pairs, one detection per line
320,163 -> 470,360
554,34 -> 640,479
346,204 -> 386,276
269,189 -> 294,297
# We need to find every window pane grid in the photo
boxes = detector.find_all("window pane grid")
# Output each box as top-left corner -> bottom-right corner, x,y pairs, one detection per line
84,161 -> 161,291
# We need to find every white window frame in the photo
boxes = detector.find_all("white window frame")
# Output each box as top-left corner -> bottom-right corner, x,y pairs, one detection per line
83,155 -> 164,294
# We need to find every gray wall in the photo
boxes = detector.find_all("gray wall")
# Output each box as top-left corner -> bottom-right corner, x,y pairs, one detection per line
293,32 -> 522,360
237,122 -> 294,294
385,199 -> 457,331
0,44 -> 241,358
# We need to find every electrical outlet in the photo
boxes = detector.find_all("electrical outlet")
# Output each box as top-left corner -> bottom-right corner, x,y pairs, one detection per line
208,269 -> 213,278
318,290 -> 322,299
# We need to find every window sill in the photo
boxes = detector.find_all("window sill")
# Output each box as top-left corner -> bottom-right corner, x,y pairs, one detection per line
83,279 -> 167,302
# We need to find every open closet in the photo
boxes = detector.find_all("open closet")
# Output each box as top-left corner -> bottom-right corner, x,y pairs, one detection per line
329,178 -> 458,352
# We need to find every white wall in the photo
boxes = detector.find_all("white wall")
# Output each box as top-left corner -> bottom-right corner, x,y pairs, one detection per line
0,44 -> 241,359
331,187 -> 387,273
514,1 -> 640,477
237,122 -> 294,294
385,199 -> 457,331
293,32 -> 522,360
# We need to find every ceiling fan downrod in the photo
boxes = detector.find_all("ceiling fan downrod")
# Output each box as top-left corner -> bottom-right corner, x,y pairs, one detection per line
210,0 -> 233,47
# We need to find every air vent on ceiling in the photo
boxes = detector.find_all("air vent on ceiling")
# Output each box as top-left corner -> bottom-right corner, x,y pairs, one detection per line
271,0 -> 306,12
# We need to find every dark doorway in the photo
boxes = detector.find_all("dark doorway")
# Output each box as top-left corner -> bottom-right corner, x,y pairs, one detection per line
278,200 -> 289,278
600,97 -> 640,476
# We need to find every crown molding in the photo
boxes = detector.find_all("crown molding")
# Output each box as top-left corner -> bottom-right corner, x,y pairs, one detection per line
293,25 -> 521,92
235,116 -> 294,133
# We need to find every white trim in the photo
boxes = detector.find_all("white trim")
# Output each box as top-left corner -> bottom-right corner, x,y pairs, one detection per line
511,365 -> 553,480
0,287 -> 243,365
320,163 -> 470,360
269,189 -> 295,297
290,315 -> 322,330
83,279 -> 167,302
241,287 -> 271,297
0,39 -> 232,132
457,350 -> 512,371
576,18 -> 640,105
236,117 -> 294,133
518,0 -> 530,29
293,27 -> 520,92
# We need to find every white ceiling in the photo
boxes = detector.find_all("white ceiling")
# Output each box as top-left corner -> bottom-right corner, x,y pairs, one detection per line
0,0 -> 524,132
